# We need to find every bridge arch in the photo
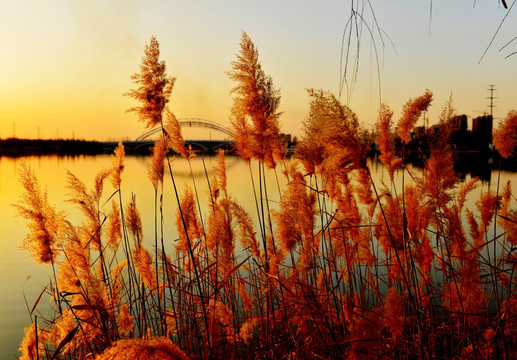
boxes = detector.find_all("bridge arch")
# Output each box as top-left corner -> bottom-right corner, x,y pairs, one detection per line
135,118 -> 234,141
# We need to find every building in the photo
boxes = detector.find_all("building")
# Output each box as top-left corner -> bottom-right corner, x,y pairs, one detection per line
472,115 -> 493,146
451,115 -> 468,133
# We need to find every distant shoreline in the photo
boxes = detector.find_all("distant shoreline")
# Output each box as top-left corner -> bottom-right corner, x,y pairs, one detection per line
0,138 -> 104,157
0,138 -> 237,157
1,138 -> 515,172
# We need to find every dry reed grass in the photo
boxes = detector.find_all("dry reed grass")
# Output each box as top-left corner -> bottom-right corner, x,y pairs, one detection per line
14,35 -> 517,360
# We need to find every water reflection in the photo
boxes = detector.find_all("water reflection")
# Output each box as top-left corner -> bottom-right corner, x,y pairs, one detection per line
1,153 -> 516,359
0,154 -> 290,359
454,152 -> 494,183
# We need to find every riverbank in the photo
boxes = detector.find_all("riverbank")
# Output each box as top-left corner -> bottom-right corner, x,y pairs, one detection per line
0,138 -> 237,157
2,138 -> 516,177
0,138 -> 104,156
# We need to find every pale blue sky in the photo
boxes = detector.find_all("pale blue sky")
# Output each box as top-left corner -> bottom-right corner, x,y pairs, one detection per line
0,1 -> 515,140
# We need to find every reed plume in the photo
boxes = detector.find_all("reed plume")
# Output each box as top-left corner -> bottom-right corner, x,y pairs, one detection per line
444,256 -> 487,328
175,187 -> 202,253
118,303 -> 134,336
354,167 -> 376,217
349,305 -> 382,359
227,31 -> 284,168
374,192 -> 404,253
493,110 -> 517,159
419,97 -> 456,210
65,170 -> 103,251
111,141 -> 125,189
95,337 -> 189,360
125,35 -> 175,129
133,245 -> 156,289
163,108 -> 188,159
499,180 -> 517,246
477,190 -> 500,229
207,299 -> 236,345
238,318 -> 259,345
59,225 -> 92,288
125,195 -> 143,247
214,149 -> 228,195
16,35 -> 517,358
148,135 -> 169,189
375,103 -> 401,180
397,89 -> 433,143
206,199 -> 233,260
48,309 -> 78,355
274,163 -> 316,254
110,259 -> 127,308
297,89 -> 367,188
107,200 -> 122,251
94,168 -> 112,203
14,162 -> 65,265
457,177 -> 479,213
230,201 -> 260,258
19,322 -> 46,360
383,287 -> 405,341
402,185 -> 434,273
206,152 -> 237,274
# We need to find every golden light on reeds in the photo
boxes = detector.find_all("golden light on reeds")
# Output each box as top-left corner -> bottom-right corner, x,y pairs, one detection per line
228,31 -> 284,168
14,162 -> 65,265
274,163 -> 315,253
125,35 -> 175,129
133,245 -> 156,289
65,170 -> 103,251
494,110 -> 517,159
111,141 -> 125,189
49,309 -> 78,355
117,303 -> 134,336
397,89 -> 432,143
175,186 -> 202,253
14,34 -> 517,359
207,299 -> 236,345
238,318 -> 259,345
383,287 -> 405,341
19,322 -> 46,360
164,108 -> 188,159
107,200 -> 122,250
125,195 -> 143,245
231,201 -> 260,258
375,103 -> 401,180
297,89 -> 367,184
148,135 -> 169,189
95,337 -> 189,360
419,98 -> 457,209
499,180 -> 517,246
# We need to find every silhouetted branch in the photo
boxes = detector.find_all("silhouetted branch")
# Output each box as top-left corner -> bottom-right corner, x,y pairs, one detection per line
479,0 -> 515,63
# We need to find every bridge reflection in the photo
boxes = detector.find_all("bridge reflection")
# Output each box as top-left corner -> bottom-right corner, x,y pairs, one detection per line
102,139 -> 234,155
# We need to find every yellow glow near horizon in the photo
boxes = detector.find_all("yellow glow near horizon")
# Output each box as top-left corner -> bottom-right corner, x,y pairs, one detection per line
0,1 -> 515,141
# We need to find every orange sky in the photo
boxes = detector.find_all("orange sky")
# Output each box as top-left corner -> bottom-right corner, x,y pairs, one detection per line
0,1 -> 516,140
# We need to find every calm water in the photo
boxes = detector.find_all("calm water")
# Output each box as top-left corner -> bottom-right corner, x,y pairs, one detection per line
0,154 -> 514,358
0,154 -> 284,358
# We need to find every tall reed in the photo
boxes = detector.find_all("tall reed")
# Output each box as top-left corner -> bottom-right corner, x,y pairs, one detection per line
15,36 -> 517,359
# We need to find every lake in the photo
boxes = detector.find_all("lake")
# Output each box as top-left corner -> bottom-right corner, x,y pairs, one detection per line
0,153 -> 514,358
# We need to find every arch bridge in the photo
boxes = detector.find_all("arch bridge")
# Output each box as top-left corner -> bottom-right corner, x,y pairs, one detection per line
135,118 -> 234,141
102,118 -> 235,155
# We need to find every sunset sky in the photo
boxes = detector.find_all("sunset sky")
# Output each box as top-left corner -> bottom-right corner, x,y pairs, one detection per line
0,1 -> 515,140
